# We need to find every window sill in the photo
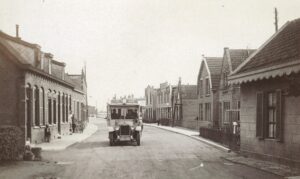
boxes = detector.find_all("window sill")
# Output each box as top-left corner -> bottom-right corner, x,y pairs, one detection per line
264,138 -> 276,141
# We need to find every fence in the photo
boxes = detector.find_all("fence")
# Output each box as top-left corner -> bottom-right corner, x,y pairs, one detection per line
200,109 -> 240,151
199,127 -> 240,151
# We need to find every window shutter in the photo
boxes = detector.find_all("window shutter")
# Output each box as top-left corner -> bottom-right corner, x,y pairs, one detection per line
262,92 -> 269,138
276,89 -> 283,142
256,92 -> 264,138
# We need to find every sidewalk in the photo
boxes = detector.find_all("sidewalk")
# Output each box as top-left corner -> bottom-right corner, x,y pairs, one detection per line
223,156 -> 300,178
144,123 -> 230,152
32,119 -> 98,151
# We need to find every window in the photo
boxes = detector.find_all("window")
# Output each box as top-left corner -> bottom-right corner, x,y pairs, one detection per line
219,102 -> 222,122
34,87 -> 40,126
223,102 -> 230,123
256,90 -> 283,141
62,94 -> 65,123
26,85 -> 32,127
267,92 -> 277,138
205,103 -> 211,121
199,104 -> 203,121
53,99 -> 57,124
66,95 -> 69,122
48,98 -> 52,124
58,93 -> 61,124
237,101 -> 241,109
41,88 -> 45,125
199,79 -> 203,97
223,72 -> 228,88
205,78 -> 210,95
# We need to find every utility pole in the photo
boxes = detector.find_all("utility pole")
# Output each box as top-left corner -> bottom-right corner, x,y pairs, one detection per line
274,7 -> 278,32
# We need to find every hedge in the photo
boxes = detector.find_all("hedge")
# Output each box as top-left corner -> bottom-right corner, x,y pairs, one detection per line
0,126 -> 24,160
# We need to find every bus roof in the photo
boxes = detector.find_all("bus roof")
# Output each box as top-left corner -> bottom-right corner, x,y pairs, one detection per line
108,103 -> 139,107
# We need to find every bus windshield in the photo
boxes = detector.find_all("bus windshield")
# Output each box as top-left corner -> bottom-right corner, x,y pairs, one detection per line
110,107 -> 138,119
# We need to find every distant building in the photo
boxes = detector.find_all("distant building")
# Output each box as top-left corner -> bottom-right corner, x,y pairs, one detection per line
144,86 -> 157,123
171,78 -> 198,130
156,82 -> 172,125
229,19 -> 300,166
0,29 -> 88,145
88,105 -> 98,117
197,57 -> 222,128
136,97 -> 146,119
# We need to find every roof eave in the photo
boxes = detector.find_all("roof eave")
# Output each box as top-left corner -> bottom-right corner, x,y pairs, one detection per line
228,60 -> 300,85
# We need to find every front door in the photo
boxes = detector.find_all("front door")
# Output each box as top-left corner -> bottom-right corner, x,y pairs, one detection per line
26,90 -> 32,142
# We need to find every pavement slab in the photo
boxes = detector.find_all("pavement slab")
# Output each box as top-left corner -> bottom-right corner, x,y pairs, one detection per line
224,156 -> 300,177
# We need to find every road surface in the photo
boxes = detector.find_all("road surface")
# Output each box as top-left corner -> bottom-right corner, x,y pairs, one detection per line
0,119 -> 281,179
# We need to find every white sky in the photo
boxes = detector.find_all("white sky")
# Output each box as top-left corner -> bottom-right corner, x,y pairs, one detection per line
1,0 -> 300,110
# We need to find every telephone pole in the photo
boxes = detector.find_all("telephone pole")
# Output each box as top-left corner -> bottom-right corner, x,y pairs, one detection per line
274,8 -> 278,32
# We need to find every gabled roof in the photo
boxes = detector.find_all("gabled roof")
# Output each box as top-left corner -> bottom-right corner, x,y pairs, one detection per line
227,49 -> 256,71
200,57 -> 223,89
0,30 -> 84,89
65,74 -> 82,91
229,18 -> 300,84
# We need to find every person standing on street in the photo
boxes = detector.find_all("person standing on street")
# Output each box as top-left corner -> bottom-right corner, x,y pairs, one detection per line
45,124 -> 51,142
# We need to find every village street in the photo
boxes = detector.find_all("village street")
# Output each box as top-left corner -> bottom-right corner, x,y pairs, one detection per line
0,118 -> 281,179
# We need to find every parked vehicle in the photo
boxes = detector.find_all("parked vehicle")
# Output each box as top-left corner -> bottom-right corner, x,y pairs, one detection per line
106,100 -> 143,146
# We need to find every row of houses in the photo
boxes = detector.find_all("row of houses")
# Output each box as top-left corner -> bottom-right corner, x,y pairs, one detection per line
145,18 -> 300,166
0,27 -> 88,146
144,81 -> 198,130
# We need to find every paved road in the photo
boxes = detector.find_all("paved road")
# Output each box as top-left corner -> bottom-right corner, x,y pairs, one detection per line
0,119 -> 282,179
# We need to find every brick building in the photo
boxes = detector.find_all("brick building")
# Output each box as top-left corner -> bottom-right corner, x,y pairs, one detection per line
171,78 -> 198,130
218,48 -> 255,128
229,18 -> 300,166
0,30 -> 88,145
197,56 -> 222,128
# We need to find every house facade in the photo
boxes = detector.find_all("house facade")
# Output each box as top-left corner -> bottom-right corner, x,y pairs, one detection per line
197,57 -> 222,128
0,30 -> 88,145
171,78 -> 198,130
229,18 -> 300,166
218,48 -> 255,128
144,85 -> 157,123
156,82 -> 172,125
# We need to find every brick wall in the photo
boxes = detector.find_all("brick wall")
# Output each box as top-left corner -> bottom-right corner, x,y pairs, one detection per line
25,72 -> 86,144
240,77 -> 300,164
0,51 -> 20,126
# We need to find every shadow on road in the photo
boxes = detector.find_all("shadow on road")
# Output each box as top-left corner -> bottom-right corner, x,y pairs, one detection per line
67,140 -> 139,149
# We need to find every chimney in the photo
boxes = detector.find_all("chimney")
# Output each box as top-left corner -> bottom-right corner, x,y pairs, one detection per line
16,24 -> 20,39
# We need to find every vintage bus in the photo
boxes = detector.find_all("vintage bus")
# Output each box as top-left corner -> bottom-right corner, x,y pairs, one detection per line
106,99 -> 143,146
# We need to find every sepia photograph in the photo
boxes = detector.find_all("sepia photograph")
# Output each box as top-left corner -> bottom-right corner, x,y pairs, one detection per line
0,0 -> 300,178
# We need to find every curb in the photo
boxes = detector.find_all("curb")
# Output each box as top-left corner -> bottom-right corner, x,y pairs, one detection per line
144,123 -> 231,153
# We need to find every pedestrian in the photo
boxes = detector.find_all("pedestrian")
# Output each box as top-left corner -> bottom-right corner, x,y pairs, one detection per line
45,124 -> 51,142
157,118 -> 160,126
